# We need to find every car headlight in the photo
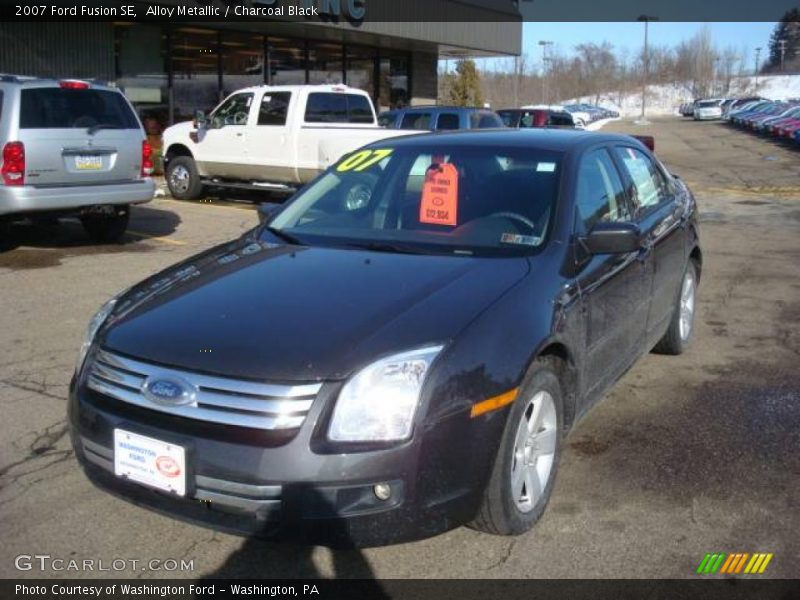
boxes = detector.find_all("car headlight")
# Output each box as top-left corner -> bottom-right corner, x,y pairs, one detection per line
75,297 -> 117,374
328,345 -> 444,443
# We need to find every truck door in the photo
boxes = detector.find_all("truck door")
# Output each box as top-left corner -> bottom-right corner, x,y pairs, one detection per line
612,146 -> 686,341
245,90 -> 293,182
195,91 -> 254,180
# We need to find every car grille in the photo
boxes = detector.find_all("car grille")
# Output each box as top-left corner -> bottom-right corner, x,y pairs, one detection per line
86,348 -> 321,430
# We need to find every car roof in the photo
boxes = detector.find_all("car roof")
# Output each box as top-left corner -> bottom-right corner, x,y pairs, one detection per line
386,105 -> 489,113
364,128 -> 643,153
230,84 -> 369,95
0,74 -> 117,91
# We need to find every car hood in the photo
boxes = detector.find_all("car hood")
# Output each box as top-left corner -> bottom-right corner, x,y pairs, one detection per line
101,237 -> 529,381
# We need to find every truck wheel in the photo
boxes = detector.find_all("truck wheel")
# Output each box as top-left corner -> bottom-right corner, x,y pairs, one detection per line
470,358 -> 564,536
166,156 -> 204,200
81,206 -> 130,243
653,261 -> 697,355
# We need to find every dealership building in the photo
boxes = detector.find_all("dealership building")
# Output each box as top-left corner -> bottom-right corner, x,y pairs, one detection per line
0,1 -> 521,127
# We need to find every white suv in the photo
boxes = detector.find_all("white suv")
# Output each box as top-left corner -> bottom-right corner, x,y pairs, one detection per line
0,75 -> 155,242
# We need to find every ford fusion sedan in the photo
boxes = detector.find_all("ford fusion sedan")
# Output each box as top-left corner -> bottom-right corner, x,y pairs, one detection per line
69,129 -> 701,546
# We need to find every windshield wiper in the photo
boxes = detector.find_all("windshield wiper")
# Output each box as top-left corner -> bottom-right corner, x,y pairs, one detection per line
263,226 -> 303,246
342,241 -> 424,255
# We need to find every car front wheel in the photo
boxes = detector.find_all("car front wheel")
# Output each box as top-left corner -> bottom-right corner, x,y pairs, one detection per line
166,156 -> 204,200
470,358 -> 564,536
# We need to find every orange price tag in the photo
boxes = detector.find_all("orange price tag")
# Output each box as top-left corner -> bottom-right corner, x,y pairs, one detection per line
419,163 -> 459,226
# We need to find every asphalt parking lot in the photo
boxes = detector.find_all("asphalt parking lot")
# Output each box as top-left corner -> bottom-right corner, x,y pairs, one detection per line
0,117 -> 798,580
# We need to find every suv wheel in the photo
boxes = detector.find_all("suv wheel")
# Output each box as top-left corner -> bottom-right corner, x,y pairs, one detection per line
470,358 -> 564,536
166,156 -> 204,200
81,206 -> 130,243
653,261 -> 697,355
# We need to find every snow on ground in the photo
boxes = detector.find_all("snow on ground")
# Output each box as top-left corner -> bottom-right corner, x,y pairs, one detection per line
563,74 -> 800,118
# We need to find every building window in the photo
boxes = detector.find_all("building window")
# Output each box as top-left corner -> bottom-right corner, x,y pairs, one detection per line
268,37 -> 306,85
221,31 -> 264,96
379,53 -> 410,110
171,27 -> 220,122
114,24 -> 167,128
346,45 -> 377,101
308,42 -> 344,85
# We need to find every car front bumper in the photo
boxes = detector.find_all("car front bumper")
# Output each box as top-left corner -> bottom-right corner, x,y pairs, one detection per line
0,179 -> 154,217
68,366 -> 484,547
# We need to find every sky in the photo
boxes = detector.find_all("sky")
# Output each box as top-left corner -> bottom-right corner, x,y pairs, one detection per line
476,22 -> 776,71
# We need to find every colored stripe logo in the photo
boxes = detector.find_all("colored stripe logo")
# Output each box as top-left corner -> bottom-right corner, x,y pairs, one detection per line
696,552 -> 773,575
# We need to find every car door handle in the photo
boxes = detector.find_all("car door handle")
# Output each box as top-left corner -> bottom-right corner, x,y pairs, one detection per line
235,132 -> 245,137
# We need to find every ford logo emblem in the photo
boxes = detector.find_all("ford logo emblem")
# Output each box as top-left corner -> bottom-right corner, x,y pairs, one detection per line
142,376 -> 197,407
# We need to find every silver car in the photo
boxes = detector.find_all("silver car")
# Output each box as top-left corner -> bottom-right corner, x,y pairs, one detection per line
0,75 -> 155,242
693,99 -> 724,121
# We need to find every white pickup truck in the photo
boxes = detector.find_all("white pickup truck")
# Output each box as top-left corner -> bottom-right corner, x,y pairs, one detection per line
162,85 -> 415,199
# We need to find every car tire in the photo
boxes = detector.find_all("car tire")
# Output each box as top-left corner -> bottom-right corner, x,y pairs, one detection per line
470,358 -> 564,536
653,261 -> 698,355
80,206 -> 130,243
166,156 -> 204,200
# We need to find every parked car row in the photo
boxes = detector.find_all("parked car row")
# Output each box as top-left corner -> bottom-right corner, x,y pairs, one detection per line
378,102 -> 619,134
563,103 -> 619,124
726,99 -> 800,144
679,96 -> 764,121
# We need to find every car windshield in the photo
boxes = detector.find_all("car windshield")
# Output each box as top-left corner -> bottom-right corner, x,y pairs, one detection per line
264,144 -> 563,257
697,100 -> 720,107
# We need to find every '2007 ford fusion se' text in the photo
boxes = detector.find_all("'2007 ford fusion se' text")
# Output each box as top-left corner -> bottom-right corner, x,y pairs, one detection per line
69,129 -> 701,546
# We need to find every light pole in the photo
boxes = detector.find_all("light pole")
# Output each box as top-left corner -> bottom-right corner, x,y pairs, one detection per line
779,39 -> 787,71
754,46 -> 762,86
636,15 -> 658,125
538,40 -> 553,104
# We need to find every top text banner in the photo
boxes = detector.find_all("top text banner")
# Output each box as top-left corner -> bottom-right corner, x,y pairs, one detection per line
1,0 -> 797,22
0,0 -> 800,21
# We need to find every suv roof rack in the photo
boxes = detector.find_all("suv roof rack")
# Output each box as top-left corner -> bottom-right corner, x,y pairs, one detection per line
0,74 -> 111,86
0,74 -> 42,83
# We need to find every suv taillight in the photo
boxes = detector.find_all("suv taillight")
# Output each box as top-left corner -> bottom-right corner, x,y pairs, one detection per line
1,141 -> 25,186
141,140 -> 153,177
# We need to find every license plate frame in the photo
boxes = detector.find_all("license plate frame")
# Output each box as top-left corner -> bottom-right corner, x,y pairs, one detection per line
113,429 -> 186,496
75,155 -> 103,170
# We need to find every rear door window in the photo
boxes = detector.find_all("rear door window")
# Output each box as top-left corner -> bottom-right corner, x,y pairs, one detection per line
258,92 -> 291,126
470,111 -> 504,128
304,93 -> 375,123
19,88 -> 139,129
400,112 -> 432,130
613,146 -> 670,213
436,113 -> 460,130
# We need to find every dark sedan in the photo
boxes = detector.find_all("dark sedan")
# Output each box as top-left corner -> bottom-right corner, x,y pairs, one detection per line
69,129 -> 702,546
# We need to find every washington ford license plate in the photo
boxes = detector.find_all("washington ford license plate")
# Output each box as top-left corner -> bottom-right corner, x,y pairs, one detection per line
114,429 -> 186,496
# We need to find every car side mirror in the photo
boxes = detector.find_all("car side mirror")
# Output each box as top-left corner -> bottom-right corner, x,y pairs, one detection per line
580,222 -> 642,255
193,110 -> 207,129
257,202 -> 282,225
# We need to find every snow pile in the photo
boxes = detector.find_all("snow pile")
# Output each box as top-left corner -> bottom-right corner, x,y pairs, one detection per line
563,74 -> 800,118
